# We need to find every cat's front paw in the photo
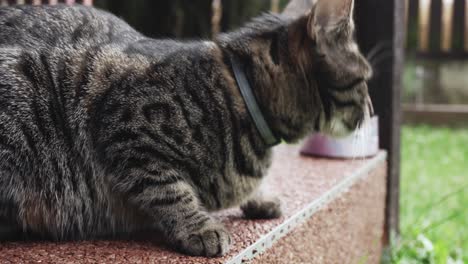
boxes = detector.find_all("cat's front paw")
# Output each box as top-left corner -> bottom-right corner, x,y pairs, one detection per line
178,224 -> 231,257
241,197 -> 282,219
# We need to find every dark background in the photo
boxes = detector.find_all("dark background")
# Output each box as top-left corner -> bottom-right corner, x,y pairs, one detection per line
94,0 -> 289,39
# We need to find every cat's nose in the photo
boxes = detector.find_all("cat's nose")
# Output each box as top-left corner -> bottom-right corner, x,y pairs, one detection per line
366,95 -> 374,116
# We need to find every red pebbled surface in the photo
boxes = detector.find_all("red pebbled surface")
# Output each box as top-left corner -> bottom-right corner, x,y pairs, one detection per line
0,144 -> 385,264
254,163 -> 387,264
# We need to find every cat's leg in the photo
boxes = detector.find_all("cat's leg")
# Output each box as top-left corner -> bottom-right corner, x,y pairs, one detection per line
157,190 -> 232,257
114,167 -> 231,257
241,190 -> 282,219
169,210 -> 231,257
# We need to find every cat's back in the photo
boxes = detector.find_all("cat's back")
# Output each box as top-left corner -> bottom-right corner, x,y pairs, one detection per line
0,4 -> 142,49
0,4 -> 148,128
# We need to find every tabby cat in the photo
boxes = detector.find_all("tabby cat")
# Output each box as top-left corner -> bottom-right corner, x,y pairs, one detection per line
0,0 -> 372,257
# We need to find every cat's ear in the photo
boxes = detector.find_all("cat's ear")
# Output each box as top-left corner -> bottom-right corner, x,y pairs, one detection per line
307,0 -> 354,39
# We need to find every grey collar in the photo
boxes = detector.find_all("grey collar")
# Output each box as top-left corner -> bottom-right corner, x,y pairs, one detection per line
230,56 -> 280,147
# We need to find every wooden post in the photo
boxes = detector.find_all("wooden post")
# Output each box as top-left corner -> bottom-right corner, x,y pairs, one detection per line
450,0 -> 464,52
419,0 -> 432,52
354,0 -> 404,242
441,0 -> 454,52
211,0 -> 222,37
404,0 -> 409,48
271,0 -> 280,13
465,0 -> 468,51
405,0 -> 409,26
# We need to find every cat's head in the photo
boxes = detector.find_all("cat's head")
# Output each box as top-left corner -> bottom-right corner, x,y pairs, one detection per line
219,0 -> 373,142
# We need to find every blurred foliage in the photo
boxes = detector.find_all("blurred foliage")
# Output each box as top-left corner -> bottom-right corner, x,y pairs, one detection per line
402,59 -> 422,103
403,58 -> 468,105
383,126 -> 468,264
383,233 -> 465,264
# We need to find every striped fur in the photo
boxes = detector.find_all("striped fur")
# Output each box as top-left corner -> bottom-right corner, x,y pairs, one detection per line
0,0 -> 371,257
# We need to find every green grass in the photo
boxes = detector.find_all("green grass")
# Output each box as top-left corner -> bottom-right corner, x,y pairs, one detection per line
384,126 -> 468,263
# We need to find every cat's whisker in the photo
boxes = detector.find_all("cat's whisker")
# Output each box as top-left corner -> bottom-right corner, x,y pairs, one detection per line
366,41 -> 389,58
353,128 -> 362,162
362,121 -> 369,159
366,41 -> 392,63
367,51 -> 393,83
351,129 -> 359,162
359,123 -> 367,160
353,117 -> 370,162
350,121 -> 364,162
369,51 -> 393,70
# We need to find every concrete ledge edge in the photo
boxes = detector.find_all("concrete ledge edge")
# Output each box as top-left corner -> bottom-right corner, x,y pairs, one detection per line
226,151 -> 388,264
